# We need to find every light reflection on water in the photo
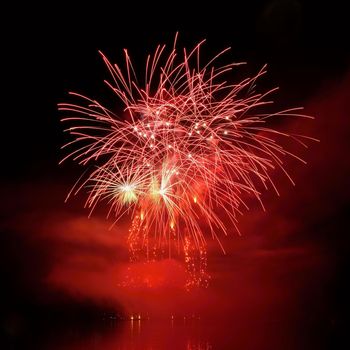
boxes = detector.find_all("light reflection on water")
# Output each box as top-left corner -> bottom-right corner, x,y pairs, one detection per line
16,317 -> 332,350
50,319 -> 214,350
126,319 -> 212,350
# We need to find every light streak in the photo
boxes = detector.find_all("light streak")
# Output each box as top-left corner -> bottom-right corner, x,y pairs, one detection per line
60,35 -> 315,287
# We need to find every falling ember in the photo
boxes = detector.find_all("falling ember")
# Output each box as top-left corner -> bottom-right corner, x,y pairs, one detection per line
59,34 -> 315,287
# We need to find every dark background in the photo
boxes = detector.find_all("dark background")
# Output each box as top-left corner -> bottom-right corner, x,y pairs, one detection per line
3,1 -> 349,178
1,1 -> 349,349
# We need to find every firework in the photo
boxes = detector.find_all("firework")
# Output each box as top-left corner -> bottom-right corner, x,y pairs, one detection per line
59,35 -> 314,285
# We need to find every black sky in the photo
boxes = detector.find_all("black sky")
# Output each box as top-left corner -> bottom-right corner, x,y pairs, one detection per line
1,1 -> 349,349
3,0 -> 348,181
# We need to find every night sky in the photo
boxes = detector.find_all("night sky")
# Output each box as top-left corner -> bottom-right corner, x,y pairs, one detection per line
1,1 -> 349,349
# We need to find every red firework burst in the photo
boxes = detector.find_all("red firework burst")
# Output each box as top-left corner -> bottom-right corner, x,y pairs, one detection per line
59,35 -> 314,286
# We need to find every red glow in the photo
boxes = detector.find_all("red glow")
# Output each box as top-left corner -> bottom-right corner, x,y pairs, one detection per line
58,37 -> 315,287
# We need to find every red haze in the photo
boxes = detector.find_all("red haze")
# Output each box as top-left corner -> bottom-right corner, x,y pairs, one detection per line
1,71 -> 349,322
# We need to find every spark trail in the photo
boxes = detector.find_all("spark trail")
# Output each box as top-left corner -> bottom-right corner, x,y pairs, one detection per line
59,35 -> 314,287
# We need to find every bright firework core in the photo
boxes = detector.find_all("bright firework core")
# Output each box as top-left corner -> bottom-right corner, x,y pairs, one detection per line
118,184 -> 137,204
59,35 -> 313,288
